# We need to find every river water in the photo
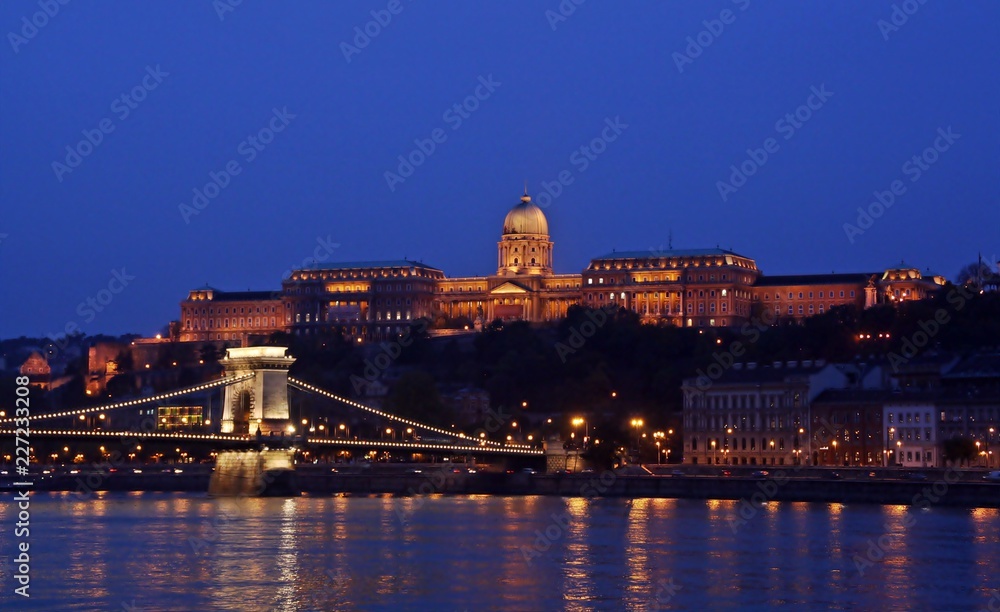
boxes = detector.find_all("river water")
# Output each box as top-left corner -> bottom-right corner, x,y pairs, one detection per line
1,492 -> 998,610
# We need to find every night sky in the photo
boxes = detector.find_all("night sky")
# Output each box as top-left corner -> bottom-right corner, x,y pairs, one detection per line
2,1 -> 997,338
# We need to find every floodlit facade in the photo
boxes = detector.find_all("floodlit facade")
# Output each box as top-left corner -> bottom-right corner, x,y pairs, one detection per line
175,193 -> 946,343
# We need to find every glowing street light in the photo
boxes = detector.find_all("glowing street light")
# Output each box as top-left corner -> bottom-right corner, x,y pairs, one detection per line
630,418 -> 644,457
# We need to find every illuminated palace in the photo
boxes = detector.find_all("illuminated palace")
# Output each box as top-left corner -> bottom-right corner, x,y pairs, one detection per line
177,194 -> 946,343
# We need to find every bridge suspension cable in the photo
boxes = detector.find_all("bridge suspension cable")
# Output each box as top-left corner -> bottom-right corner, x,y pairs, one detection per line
0,373 -> 255,423
287,377 -> 534,451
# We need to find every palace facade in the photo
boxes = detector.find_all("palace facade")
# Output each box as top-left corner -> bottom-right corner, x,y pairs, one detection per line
176,194 -> 946,343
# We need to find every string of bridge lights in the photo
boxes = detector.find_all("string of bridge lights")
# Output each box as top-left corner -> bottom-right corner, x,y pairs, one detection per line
287,377 -> 535,451
0,429 -> 542,454
0,373 -> 255,424
0,429 -> 252,442
304,437 -> 543,454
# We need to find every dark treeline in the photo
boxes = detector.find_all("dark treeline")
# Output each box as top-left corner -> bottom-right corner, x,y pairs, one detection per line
278,286 -> 1000,435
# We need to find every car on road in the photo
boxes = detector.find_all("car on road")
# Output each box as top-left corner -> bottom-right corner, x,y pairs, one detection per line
720,470 -> 732,477
984,471 -> 1000,483
521,468 -> 538,475
827,471 -> 842,480
906,473 -> 928,481
670,469 -> 685,477
750,470 -> 770,479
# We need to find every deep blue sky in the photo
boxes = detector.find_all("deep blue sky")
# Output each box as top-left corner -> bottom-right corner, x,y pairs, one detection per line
2,1 -> 997,338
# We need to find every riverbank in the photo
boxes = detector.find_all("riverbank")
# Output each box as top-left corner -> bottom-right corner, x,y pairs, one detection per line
5,464 -> 999,507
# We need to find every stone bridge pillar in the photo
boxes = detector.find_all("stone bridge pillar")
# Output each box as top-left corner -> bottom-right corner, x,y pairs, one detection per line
220,346 -> 295,435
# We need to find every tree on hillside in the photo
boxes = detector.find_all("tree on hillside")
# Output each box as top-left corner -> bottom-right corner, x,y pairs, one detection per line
942,436 -> 978,467
957,259 -> 1000,290
383,370 -> 452,427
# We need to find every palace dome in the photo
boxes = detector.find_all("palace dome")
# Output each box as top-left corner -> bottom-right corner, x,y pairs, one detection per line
502,195 -> 549,236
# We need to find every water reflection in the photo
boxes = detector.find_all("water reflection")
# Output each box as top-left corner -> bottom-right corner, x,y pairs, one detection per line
11,493 -> 1000,611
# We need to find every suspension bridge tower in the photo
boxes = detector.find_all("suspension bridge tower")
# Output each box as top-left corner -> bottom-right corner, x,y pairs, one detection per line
220,346 -> 295,435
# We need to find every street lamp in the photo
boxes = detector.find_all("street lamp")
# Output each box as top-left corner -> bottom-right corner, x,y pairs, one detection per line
896,440 -> 902,466
976,441 -> 982,467
630,418 -> 644,459
339,423 -> 349,439
711,439 -> 717,465
795,427 -> 806,466
832,440 -> 838,467
572,417 -> 588,447
653,431 -> 666,465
